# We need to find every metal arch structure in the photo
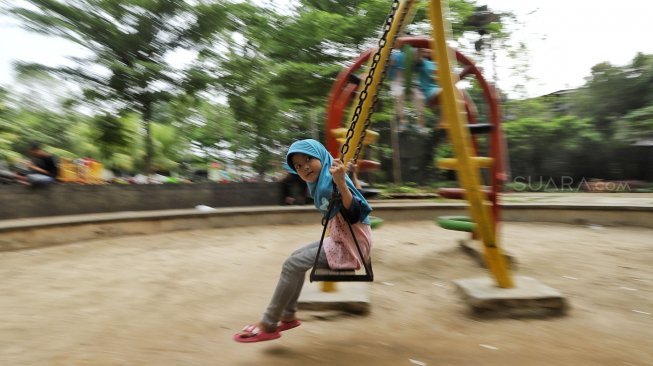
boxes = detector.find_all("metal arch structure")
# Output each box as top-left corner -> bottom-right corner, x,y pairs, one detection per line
323,0 -> 513,288
325,37 -> 507,237
394,37 -> 507,231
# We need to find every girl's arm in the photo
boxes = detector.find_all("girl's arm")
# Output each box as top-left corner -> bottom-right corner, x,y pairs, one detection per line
330,159 -> 353,209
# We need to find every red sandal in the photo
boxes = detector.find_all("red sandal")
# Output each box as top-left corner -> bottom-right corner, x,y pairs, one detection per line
277,319 -> 301,332
233,325 -> 281,343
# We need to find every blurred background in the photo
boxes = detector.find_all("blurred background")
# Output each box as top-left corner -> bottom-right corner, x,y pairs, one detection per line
0,0 -> 651,191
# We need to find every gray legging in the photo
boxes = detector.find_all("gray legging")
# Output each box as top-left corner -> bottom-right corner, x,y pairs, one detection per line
262,241 -> 328,330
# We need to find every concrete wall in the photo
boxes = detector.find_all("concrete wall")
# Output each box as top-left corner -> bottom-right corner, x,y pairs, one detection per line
0,183 -> 283,220
2,202 -> 651,252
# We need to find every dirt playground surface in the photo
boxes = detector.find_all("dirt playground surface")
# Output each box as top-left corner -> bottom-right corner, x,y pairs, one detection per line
1,220 -> 652,366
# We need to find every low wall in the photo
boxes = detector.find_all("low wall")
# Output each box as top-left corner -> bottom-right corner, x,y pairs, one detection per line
0,183 -> 283,220
1,203 -> 651,252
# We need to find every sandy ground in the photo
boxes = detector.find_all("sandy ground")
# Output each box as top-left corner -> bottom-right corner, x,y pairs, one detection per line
1,220 -> 652,366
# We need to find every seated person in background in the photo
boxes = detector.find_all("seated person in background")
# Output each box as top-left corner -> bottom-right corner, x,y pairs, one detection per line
17,143 -> 59,186
280,171 -> 310,205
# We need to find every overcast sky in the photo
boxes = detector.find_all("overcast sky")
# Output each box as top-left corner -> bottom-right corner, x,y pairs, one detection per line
1,0 -> 651,98
483,0 -> 653,96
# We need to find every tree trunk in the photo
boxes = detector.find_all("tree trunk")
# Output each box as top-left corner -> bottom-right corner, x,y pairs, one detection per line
389,115 -> 402,183
142,102 -> 154,174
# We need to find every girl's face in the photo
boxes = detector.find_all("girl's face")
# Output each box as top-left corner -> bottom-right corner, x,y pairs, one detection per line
291,153 -> 322,183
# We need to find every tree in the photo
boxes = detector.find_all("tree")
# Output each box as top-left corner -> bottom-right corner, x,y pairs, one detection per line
90,113 -> 139,171
0,87 -> 20,162
152,96 -> 240,168
615,104 -> 653,144
573,53 -> 653,136
503,103 -> 603,181
221,0 -> 512,177
219,51 -> 286,178
8,0 -> 232,172
3,0 -> 520,181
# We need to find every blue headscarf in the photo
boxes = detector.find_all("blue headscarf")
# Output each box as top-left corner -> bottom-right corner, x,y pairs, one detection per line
285,139 -> 372,224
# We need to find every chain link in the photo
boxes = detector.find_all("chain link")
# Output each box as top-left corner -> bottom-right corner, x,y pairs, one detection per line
340,0 -> 410,164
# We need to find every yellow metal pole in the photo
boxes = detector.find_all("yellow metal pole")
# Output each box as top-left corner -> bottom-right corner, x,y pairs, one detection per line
342,0 -> 417,165
341,56 -> 375,136
321,281 -> 337,292
428,0 -> 513,288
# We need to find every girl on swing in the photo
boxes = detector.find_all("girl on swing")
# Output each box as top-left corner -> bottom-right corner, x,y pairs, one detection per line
234,139 -> 373,343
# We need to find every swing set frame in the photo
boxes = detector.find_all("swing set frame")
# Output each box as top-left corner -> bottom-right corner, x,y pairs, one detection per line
311,0 -> 514,288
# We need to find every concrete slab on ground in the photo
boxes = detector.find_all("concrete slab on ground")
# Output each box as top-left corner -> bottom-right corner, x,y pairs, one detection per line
453,276 -> 567,317
298,281 -> 370,315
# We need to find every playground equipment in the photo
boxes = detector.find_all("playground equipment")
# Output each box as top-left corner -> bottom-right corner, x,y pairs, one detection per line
426,0 -> 515,288
58,158 -> 104,184
436,215 -> 475,233
310,0 -> 566,315
307,0 -> 418,286
322,0 -> 511,287
325,40 -> 495,182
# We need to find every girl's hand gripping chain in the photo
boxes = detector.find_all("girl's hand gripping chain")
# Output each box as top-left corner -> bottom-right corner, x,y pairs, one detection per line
330,159 -> 354,210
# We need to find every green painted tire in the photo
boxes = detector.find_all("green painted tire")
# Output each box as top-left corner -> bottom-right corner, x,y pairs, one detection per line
369,216 -> 384,229
436,216 -> 475,232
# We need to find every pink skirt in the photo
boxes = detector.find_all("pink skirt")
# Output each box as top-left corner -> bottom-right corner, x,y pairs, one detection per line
324,213 -> 372,270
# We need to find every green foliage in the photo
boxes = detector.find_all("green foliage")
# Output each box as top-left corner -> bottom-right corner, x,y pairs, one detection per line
500,52 -> 653,182
434,141 -> 455,181
92,114 -> 130,158
151,123 -> 184,171
6,0 -> 648,185
504,115 -> 603,179
572,53 -> 653,136
614,104 -> 653,144
8,0 -> 233,171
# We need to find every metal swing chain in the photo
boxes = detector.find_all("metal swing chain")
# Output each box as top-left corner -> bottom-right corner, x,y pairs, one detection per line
328,0 -> 409,217
339,0 -> 410,166
310,0 -> 410,282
